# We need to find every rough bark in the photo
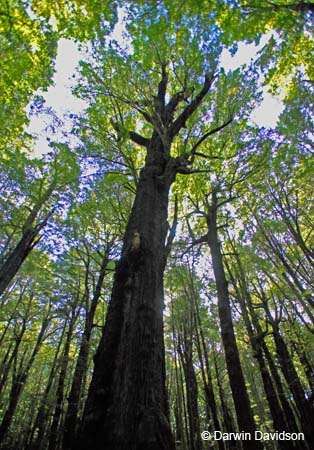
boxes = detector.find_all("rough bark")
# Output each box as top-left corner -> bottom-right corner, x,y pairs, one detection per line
76,142 -> 175,450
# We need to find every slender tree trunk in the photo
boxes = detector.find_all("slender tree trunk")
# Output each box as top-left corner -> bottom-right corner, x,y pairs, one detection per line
205,192 -> 261,450
271,324 -> 314,447
171,306 -> 189,450
192,293 -> 224,450
48,307 -> 78,450
262,341 -> 300,434
213,350 -> 236,444
0,320 -> 26,400
225,256 -> 296,450
0,188 -> 53,296
27,320 -> 67,450
292,342 -> 314,392
63,252 -> 108,450
0,316 -> 49,446
177,333 -> 202,450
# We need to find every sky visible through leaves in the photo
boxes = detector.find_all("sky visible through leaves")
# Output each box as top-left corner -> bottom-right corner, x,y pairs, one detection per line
27,10 -> 284,157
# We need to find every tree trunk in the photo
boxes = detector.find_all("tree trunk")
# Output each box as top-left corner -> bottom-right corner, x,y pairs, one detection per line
27,318 -> 68,450
206,192 -> 261,450
48,307 -> 78,450
63,252 -> 108,450
213,349 -> 236,443
0,315 -> 49,446
0,187 -> 53,296
225,256 -> 295,450
76,138 -> 175,449
0,319 -> 26,400
262,341 -> 300,434
177,333 -> 202,450
271,324 -> 314,447
193,295 -> 225,450
0,228 -> 40,296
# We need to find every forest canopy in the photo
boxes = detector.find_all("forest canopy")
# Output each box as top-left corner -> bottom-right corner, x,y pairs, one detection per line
0,1 -> 313,450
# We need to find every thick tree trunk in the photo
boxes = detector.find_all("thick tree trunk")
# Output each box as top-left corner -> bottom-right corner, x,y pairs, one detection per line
206,192 -> 261,450
0,228 -> 40,296
76,135 -> 176,450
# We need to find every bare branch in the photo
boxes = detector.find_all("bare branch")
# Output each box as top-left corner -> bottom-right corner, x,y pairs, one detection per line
190,233 -> 209,247
190,117 -> 234,155
111,120 -> 149,147
129,131 -> 150,147
176,167 -> 212,175
165,196 -> 179,257
170,73 -> 216,138
242,0 -> 314,13
157,63 -> 168,106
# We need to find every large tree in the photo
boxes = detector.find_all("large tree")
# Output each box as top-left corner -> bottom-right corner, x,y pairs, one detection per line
74,6 -> 238,449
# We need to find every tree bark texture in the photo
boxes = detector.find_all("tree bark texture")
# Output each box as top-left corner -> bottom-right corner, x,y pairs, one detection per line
76,138 -> 175,450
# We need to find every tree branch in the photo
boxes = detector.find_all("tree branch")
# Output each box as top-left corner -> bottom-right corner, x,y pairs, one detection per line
129,131 -> 150,147
176,167 -> 212,175
165,196 -> 179,257
170,73 -> 216,138
190,117 -> 234,155
243,0 -> 314,13
191,233 -> 209,247
111,120 -> 149,147
157,63 -> 168,106
164,91 -> 185,122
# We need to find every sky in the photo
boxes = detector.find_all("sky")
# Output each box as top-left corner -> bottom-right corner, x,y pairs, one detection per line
27,21 -> 284,156
220,42 -> 284,126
